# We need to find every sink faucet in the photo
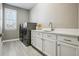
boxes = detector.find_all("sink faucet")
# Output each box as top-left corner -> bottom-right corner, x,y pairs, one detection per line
49,22 -> 54,31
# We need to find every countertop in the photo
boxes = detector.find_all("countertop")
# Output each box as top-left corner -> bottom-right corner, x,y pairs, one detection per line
32,28 -> 79,37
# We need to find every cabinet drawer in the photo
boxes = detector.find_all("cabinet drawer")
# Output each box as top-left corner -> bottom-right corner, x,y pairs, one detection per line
43,33 -> 56,40
57,41 -> 77,56
31,31 -> 42,38
31,31 -> 36,38
57,35 -> 79,45
35,32 -> 42,38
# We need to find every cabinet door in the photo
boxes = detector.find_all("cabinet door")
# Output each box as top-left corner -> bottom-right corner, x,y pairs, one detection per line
43,39 -> 56,56
31,31 -> 36,39
31,31 -> 43,51
31,31 -> 37,47
76,47 -> 79,56
36,38 -> 42,51
57,42 -> 77,56
0,37 -> 2,45
31,38 -> 37,47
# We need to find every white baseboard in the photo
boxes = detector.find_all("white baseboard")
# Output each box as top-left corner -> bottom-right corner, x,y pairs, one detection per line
2,38 -> 19,43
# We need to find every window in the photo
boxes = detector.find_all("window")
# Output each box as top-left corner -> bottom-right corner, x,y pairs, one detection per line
4,8 -> 17,30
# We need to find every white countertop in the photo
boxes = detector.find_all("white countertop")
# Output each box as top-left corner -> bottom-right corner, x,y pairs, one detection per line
32,28 -> 79,37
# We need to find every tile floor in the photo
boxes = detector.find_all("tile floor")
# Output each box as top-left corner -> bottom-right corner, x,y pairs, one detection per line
0,40 -> 42,56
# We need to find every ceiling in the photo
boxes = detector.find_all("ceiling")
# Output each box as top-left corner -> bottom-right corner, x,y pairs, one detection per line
7,3 -> 37,10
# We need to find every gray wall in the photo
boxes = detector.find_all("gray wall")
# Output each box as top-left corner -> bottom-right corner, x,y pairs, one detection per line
29,3 -> 78,28
2,3 -> 79,40
3,4 -> 29,40
78,4 -> 79,28
0,3 -> 2,34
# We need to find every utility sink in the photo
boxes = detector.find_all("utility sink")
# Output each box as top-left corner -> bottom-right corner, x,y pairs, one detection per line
43,30 -> 52,32
42,28 -> 54,32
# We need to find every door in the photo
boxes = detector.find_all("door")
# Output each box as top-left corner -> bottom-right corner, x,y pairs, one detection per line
4,8 -> 17,40
43,39 -> 56,56
57,41 -> 77,56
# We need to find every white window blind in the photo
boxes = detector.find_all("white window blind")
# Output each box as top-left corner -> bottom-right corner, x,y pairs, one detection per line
4,8 -> 17,30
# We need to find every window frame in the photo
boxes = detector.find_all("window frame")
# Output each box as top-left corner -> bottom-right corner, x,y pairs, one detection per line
4,8 -> 17,30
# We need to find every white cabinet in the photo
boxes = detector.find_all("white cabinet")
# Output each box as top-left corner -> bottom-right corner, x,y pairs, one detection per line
31,31 -> 37,47
31,30 -> 79,56
43,39 -> 56,56
57,35 -> 79,46
36,38 -> 42,51
42,33 -> 57,56
31,37 -> 37,47
31,31 -> 43,51
57,41 -> 77,56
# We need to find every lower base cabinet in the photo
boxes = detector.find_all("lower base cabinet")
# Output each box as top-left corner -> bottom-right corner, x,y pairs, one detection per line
31,37 -> 42,51
31,31 -> 79,56
31,38 -> 37,48
43,39 -> 56,56
57,41 -> 77,56
36,38 -> 42,51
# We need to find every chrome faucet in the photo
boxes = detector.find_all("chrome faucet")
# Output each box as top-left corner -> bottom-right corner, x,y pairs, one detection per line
49,22 -> 54,31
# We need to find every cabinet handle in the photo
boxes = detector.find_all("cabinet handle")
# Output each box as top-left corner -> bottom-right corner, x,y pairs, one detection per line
78,37 -> 79,41
64,39 -> 71,42
57,44 -> 60,46
47,35 -> 51,37
42,38 -> 44,40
